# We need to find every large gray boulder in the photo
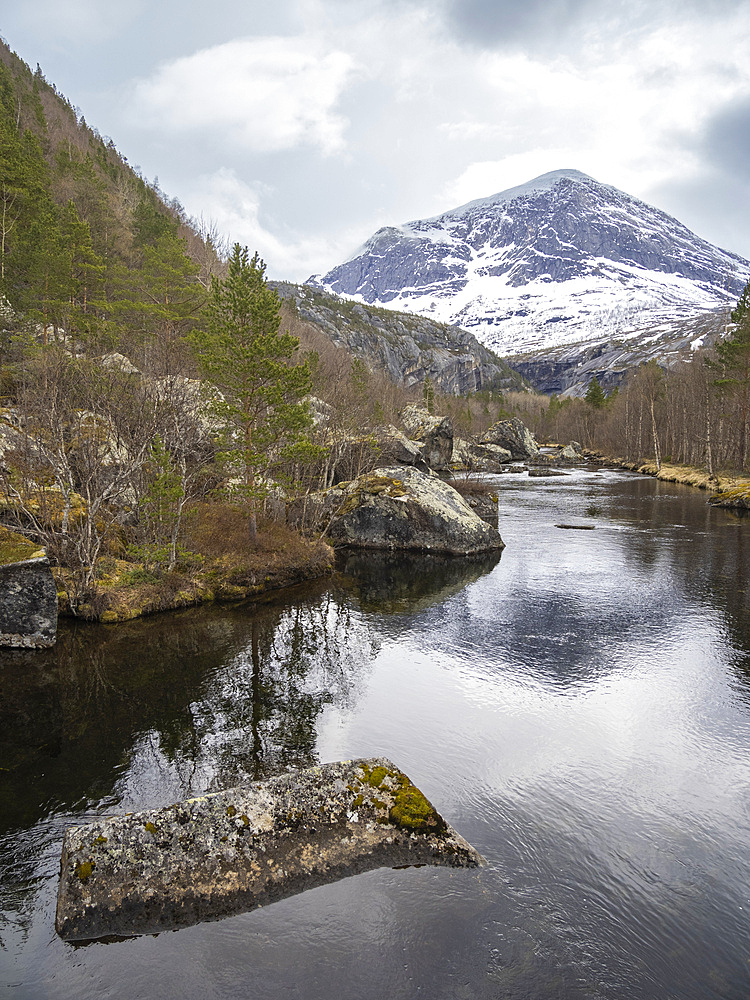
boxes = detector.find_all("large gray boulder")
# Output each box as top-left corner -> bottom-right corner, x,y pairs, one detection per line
56,757 -> 484,942
0,528 -> 57,648
452,437 -> 512,470
374,424 -> 426,467
401,405 -> 453,470
481,417 -> 539,459
323,465 -> 504,554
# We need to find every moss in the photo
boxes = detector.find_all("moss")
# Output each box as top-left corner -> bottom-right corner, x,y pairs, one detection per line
75,860 -> 95,882
143,821 -> 158,835
362,764 -> 388,788
226,805 -> 237,817
93,835 -> 107,845
0,526 -> 44,565
389,778 -> 446,834
240,814 -> 250,826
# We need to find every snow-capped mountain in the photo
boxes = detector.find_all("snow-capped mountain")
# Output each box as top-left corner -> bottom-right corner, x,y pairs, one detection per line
309,169 -> 750,361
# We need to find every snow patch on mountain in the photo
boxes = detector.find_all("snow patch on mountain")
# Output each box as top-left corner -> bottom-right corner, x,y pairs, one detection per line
310,170 -> 750,359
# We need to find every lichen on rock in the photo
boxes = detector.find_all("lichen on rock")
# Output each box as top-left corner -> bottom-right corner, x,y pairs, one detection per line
55,757 -> 485,942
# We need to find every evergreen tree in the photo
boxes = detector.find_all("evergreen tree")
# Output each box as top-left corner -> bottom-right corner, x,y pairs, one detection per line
190,245 -> 316,540
585,376 -> 606,409
713,300 -> 750,469
731,280 -> 750,326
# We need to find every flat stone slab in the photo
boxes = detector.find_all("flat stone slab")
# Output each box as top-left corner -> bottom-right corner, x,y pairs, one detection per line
56,757 -> 485,942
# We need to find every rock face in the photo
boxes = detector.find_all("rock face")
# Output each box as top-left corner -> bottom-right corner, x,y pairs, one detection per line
452,437 -> 512,471
0,528 -> 57,648
56,757 -> 485,942
482,418 -> 539,460
321,466 -> 504,554
401,405 -> 453,470
375,425 -> 426,467
274,282 -> 526,395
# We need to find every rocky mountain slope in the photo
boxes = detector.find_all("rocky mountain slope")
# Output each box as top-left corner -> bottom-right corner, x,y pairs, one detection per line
310,169 -> 750,391
275,282 -> 526,394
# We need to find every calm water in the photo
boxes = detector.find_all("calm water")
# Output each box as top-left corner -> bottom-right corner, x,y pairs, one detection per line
2,466 -> 750,999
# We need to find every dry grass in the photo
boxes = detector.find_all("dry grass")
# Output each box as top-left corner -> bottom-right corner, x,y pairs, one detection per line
65,501 -> 335,623
445,477 -> 497,497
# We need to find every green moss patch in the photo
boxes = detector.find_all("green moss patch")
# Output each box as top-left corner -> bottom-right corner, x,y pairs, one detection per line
75,861 -> 95,882
0,526 -> 44,565
357,762 -> 446,834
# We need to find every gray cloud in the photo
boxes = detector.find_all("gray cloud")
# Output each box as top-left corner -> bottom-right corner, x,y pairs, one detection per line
444,0 -> 601,48
702,97 -> 750,181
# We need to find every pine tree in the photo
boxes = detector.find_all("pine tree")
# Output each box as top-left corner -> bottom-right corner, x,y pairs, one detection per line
713,299 -> 750,470
584,376 -> 606,409
190,245 -> 316,540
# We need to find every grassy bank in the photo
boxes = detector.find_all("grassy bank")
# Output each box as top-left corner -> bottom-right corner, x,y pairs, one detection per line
53,508 -> 334,623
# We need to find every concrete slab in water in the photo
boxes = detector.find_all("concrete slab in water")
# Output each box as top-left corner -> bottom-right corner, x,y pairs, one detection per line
55,757 -> 485,942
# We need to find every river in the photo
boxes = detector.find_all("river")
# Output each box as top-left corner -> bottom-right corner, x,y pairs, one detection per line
2,465 -> 750,998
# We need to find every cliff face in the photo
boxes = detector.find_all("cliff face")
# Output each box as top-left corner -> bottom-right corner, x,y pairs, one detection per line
276,283 -> 526,395
508,309 -> 726,396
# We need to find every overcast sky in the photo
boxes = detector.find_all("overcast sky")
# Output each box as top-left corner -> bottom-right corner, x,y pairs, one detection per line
3,0 -> 750,281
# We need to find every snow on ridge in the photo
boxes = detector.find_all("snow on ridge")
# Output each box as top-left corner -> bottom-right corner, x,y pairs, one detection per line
310,167 -> 750,361
421,169 -> 595,223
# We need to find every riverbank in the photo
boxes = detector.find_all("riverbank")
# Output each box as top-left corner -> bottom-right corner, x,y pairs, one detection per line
54,521 -> 334,623
584,450 -> 750,508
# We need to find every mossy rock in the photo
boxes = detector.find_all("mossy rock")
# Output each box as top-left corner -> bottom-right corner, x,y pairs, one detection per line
0,526 -> 45,565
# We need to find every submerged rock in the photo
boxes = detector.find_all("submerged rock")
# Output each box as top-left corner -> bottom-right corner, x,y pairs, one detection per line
55,757 -> 485,942
323,466 -> 505,554
0,527 -> 57,648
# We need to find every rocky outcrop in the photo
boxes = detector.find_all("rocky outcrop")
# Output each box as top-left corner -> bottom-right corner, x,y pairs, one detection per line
56,757 -> 485,942
452,437 -> 512,471
401,405 -> 453,470
481,418 -> 539,460
274,282 -> 526,395
0,527 -> 57,647
298,466 -> 504,554
374,425 -> 425,467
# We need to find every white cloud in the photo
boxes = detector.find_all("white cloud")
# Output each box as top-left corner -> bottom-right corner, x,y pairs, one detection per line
181,168 -> 354,280
129,36 -> 357,155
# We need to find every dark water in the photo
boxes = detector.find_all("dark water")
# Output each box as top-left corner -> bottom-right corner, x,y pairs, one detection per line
2,466 -> 750,999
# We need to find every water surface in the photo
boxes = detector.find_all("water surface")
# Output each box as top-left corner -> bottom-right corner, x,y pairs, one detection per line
2,466 -> 750,998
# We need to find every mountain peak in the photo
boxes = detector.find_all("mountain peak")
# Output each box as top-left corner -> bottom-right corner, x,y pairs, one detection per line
436,168 -> 596,220
310,170 -> 750,360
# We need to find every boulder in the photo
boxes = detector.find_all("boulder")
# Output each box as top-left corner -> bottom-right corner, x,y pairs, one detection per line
554,440 -> 583,461
322,465 -> 504,554
374,425 -> 426,467
0,527 -> 57,648
452,437 -> 511,471
401,404 -> 453,470
481,417 -> 539,459
56,757 -> 485,942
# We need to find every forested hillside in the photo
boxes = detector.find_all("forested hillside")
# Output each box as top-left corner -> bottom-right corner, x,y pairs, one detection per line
0,39 -> 225,370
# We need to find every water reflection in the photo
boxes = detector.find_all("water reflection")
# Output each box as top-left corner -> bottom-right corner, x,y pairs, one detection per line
336,549 -> 502,614
4,468 -> 750,999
